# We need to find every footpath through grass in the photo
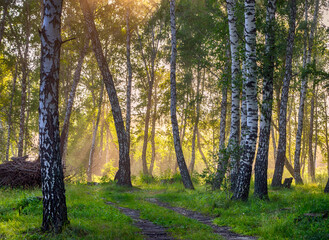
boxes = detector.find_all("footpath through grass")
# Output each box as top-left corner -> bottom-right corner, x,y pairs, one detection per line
0,180 -> 329,239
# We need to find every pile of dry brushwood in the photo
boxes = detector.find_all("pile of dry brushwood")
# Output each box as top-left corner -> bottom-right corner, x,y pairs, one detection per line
0,156 -> 41,188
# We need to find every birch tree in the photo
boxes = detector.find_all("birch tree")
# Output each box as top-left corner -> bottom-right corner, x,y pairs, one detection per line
80,0 -> 132,187
272,0 -> 297,187
226,0 -> 241,192
170,0 -> 194,190
254,0 -> 277,199
233,0 -> 258,200
39,0 -> 68,232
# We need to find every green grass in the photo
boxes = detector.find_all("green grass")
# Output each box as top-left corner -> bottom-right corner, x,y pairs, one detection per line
1,180 -> 329,239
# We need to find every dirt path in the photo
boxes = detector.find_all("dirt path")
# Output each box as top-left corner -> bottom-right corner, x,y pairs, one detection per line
146,198 -> 257,240
105,201 -> 174,240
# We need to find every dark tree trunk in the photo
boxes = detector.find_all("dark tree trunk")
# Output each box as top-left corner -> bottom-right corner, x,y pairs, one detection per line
189,68 -> 201,173
18,3 -> 31,157
254,0 -> 276,200
39,0 -> 68,232
60,37 -> 89,164
272,0 -> 297,188
170,0 -> 194,189
5,63 -> 17,162
308,83 -> 316,182
213,45 -> 229,190
80,0 -> 131,187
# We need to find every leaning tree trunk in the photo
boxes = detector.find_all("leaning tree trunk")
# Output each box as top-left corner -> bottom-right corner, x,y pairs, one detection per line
60,36 -> 89,165
39,0 -> 68,232
189,68 -> 201,173
272,0 -> 297,188
233,0 -> 258,201
5,63 -> 17,162
169,0 -> 194,189
226,0 -> 241,192
254,0 -> 276,199
87,86 -> 104,182
18,4 -> 31,157
125,7 -> 133,154
80,0 -> 131,187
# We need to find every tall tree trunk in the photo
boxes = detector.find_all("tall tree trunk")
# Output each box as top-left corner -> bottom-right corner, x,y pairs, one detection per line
24,78 -> 31,156
189,68 -> 201,173
233,0 -> 258,201
254,0 -> 276,199
271,124 -> 277,161
313,88 -> 318,178
39,0 -> 68,232
18,3 -> 31,157
271,0 -> 297,187
80,0 -> 131,187
60,37 -> 89,165
125,7 -> 133,154
226,0 -> 241,192
149,80 -> 158,176
169,0 -> 194,189
5,63 -> 17,162
308,83 -> 316,182
141,26 -> 158,175
197,129 -> 209,169
87,86 -> 104,182
213,58 -> 228,190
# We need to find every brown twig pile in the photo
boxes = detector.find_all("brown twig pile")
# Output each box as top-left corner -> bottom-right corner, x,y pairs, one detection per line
0,156 -> 41,188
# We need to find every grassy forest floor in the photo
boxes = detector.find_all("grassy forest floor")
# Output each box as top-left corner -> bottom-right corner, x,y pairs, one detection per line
1,176 -> 329,240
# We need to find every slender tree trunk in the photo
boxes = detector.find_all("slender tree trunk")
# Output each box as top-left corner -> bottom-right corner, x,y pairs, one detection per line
169,0 -> 194,189
24,78 -> 31,156
18,3 -> 31,157
149,80 -> 158,176
271,124 -> 277,161
39,0 -> 68,232
125,7 -> 133,154
313,88 -> 318,178
87,86 -> 104,182
233,0 -> 258,201
308,83 -> 316,182
197,129 -> 209,169
60,37 -> 89,164
226,0 -> 241,192
213,45 -> 229,190
141,27 -> 157,175
272,0 -> 297,187
5,63 -> 17,162
254,0 -> 276,199
80,0 -> 131,187
189,68 -> 201,173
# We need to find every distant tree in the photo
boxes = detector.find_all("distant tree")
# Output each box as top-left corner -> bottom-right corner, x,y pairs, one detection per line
39,0 -> 68,232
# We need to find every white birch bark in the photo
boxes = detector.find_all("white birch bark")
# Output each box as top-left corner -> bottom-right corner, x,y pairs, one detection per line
226,0 -> 241,192
170,0 -> 194,189
39,0 -> 68,232
233,0 -> 258,200
254,0 -> 276,199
